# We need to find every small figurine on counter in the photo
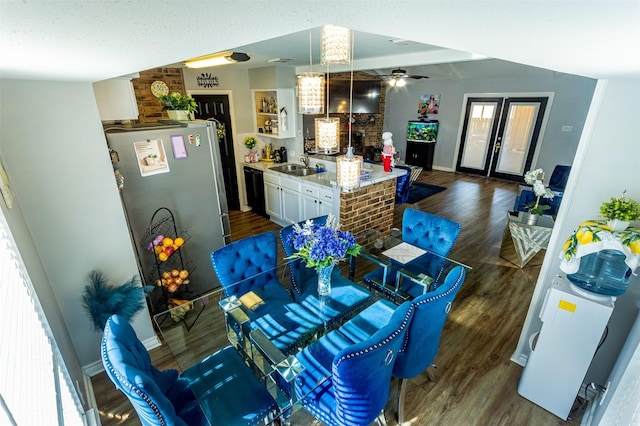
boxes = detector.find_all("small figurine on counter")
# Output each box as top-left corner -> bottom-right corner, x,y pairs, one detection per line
381,132 -> 395,170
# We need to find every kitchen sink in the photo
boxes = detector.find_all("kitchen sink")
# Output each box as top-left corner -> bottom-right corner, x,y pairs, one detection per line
270,164 -> 304,173
270,164 -> 318,176
288,168 -> 318,177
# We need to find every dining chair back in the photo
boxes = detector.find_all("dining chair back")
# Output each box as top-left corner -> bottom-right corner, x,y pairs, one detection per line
394,164 -> 413,205
364,208 -> 461,300
401,208 -> 461,256
102,315 -> 279,426
101,315 -> 206,426
295,301 -> 413,426
392,265 -> 467,423
210,231 -> 290,302
211,231 -> 322,355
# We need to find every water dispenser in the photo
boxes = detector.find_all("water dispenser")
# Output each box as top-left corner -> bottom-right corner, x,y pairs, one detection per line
567,249 -> 632,296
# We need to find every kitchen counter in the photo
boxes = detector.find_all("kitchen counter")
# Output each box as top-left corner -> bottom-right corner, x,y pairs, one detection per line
243,160 -> 405,189
244,159 -> 403,235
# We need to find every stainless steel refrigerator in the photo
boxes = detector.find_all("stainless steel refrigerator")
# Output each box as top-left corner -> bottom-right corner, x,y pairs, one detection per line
105,120 -> 230,313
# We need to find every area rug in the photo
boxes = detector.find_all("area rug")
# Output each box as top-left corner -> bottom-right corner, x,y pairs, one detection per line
406,182 -> 447,204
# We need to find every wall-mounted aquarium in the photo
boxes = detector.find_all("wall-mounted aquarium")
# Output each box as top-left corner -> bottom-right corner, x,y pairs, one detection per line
407,120 -> 439,142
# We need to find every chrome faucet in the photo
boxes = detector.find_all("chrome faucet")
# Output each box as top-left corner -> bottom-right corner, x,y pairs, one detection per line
300,155 -> 309,167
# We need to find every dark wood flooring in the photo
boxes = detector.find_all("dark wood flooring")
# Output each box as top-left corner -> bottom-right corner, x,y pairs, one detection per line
91,169 -> 582,425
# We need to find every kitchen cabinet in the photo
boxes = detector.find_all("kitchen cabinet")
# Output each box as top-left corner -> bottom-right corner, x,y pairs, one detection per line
264,171 -> 301,226
406,141 -> 435,170
252,89 -> 296,139
301,182 -> 334,219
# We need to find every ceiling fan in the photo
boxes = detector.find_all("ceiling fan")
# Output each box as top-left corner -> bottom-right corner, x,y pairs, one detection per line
379,68 -> 429,87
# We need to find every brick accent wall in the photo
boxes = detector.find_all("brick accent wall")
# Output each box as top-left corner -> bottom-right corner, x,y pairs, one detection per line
131,68 -> 186,123
339,179 -> 396,240
330,71 -> 386,148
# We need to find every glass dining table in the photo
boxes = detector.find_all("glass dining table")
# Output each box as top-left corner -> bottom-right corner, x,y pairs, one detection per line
153,232 -> 471,424
153,260 -> 365,424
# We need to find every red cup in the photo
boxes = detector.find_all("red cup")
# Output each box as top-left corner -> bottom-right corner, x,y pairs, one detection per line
382,155 -> 392,172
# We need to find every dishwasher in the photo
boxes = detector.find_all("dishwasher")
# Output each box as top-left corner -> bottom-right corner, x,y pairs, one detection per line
244,166 -> 268,218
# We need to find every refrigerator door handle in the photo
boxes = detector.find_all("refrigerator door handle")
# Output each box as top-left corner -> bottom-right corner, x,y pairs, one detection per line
221,212 -> 232,245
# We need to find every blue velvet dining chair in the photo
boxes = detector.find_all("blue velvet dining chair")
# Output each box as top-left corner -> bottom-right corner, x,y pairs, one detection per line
101,314 -> 279,426
394,164 -> 413,205
210,231 -> 290,303
293,301 -> 414,426
280,217 -> 371,329
211,231 -> 322,355
392,265 -> 467,423
364,208 -> 461,301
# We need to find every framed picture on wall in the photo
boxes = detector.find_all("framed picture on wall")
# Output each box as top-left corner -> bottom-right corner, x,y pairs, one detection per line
418,94 -> 440,115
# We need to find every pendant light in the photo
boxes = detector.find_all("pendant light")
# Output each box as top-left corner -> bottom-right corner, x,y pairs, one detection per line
315,39 -> 339,154
297,32 -> 325,114
337,30 -> 362,190
321,25 -> 350,65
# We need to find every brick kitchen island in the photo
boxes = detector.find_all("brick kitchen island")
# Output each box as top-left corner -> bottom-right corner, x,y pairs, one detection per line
244,158 -> 405,236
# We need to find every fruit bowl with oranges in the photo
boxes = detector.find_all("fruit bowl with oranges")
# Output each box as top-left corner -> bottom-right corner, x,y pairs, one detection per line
148,234 -> 186,261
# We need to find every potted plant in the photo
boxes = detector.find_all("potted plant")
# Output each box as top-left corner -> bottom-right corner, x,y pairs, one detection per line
523,168 -> 554,225
600,190 -> 639,231
158,92 -> 197,121
244,136 -> 257,150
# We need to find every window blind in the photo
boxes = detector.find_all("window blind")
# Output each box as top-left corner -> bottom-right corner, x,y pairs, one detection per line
0,210 -> 85,425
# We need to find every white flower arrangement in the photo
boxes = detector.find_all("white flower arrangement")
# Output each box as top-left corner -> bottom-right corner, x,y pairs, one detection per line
524,168 -> 554,215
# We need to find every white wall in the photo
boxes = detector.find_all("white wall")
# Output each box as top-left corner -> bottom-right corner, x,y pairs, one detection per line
513,77 -> 640,387
183,66 -> 254,132
384,67 -> 596,173
0,80 -> 156,369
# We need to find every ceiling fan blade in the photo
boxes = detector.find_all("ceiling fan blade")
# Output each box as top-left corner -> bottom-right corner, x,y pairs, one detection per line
377,68 -> 429,79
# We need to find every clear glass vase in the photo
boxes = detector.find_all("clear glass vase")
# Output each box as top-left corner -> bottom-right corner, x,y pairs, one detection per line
317,264 -> 334,296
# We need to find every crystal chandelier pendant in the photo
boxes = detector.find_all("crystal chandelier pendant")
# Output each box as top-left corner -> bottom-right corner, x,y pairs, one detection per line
337,147 -> 362,190
321,25 -> 350,64
297,73 -> 325,114
315,117 -> 340,153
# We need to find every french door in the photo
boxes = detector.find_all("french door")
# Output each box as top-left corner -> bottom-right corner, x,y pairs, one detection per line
456,96 -> 548,181
192,94 -> 240,210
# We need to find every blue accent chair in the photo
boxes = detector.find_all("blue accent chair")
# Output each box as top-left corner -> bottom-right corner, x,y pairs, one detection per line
210,231 -> 290,303
394,164 -> 413,205
211,231 -> 322,354
513,165 -> 571,216
280,216 -> 371,329
364,209 -> 461,301
101,315 -> 278,426
294,301 -> 414,426
392,265 -> 467,423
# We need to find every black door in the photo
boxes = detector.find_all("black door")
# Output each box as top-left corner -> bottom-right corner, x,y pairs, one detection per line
456,96 -> 548,182
193,95 -> 240,210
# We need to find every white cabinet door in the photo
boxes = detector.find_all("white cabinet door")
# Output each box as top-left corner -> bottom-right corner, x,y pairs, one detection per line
302,194 -> 320,220
282,187 -> 301,224
319,199 -> 333,217
318,188 -> 334,217
264,181 -> 282,219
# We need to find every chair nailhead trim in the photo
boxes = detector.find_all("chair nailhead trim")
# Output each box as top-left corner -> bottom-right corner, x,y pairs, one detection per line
102,318 -> 167,426
335,308 -> 412,367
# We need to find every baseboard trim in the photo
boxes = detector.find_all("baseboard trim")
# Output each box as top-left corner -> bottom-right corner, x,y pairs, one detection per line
432,165 -> 454,172
83,334 -> 161,377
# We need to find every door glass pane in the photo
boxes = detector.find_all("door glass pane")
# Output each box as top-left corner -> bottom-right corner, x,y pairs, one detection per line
460,102 -> 496,169
495,103 -> 539,175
